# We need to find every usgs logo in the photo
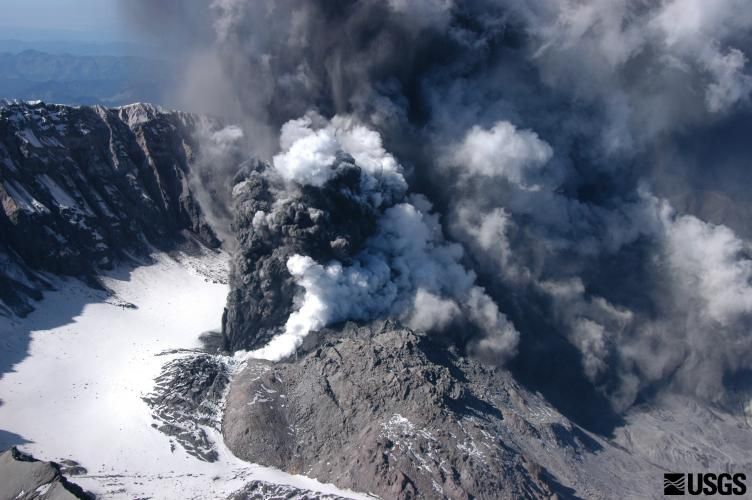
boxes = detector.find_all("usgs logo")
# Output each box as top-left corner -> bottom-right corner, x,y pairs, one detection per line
664,473 -> 746,496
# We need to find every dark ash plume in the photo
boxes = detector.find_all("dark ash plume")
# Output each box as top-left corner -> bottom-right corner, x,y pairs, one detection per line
122,0 -> 752,419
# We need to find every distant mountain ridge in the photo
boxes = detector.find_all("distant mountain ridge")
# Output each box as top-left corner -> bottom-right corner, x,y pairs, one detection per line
0,39 -> 156,57
0,50 -> 173,106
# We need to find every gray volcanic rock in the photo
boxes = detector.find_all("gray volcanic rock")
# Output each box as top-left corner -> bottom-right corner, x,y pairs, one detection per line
222,158 -> 379,351
0,447 -> 93,500
0,100 -> 220,317
222,322 -> 752,499
224,322 -> 564,499
227,481 -> 348,500
223,321 -> 752,499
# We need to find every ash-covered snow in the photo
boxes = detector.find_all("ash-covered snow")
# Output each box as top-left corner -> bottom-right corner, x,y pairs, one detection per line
0,252 -> 370,499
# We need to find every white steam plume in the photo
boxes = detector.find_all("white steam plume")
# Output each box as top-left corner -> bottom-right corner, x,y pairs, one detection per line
273,112 -> 407,207
249,116 -> 519,362
444,121 -> 553,188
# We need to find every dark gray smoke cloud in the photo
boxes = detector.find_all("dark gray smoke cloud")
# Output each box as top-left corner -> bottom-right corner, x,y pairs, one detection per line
121,0 -> 752,420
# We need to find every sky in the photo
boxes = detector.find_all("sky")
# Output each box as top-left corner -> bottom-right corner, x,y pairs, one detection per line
0,0 -> 130,42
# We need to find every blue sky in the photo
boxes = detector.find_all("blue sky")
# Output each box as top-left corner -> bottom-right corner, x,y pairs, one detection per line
0,0 -> 129,42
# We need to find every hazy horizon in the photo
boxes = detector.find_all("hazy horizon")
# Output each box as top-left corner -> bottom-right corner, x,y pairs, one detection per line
0,0 -> 130,44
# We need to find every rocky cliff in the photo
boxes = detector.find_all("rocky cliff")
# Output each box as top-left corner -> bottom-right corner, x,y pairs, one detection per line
0,100 -> 219,317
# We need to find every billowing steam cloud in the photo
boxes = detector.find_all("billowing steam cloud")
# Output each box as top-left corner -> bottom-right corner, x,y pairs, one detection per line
273,113 -> 406,205
443,121 -> 553,188
121,0 -> 752,416
250,115 -> 518,362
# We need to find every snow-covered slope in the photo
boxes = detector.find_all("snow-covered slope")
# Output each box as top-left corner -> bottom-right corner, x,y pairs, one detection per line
0,251 -> 368,499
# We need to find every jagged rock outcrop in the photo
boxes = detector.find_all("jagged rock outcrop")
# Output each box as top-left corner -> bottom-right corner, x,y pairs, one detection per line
142,353 -> 232,462
0,447 -> 93,500
227,481 -> 348,500
0,100 -> 220,317
222,158 -> 379,351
